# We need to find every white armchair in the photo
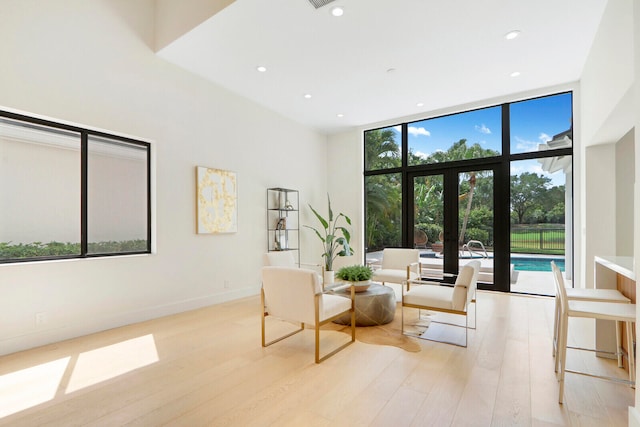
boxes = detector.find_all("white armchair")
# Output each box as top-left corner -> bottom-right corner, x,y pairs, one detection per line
401,260 -> 480,347
263,251 -> 297,267
371,248 -> 421,294
263,252 -> 324,287
261,266 -> 355,363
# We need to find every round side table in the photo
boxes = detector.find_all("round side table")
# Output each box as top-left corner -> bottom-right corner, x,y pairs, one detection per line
332,283 -> 396,326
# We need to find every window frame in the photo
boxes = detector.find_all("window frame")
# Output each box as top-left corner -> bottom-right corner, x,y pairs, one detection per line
0,109 -> 152,264
363,91 -> 574,292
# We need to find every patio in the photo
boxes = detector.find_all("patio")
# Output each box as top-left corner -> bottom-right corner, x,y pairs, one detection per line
366,250 -> 559,296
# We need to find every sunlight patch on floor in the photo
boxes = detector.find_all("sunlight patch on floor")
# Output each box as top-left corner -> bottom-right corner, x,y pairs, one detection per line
66,334 -> 159,393
0,357 -> 70,418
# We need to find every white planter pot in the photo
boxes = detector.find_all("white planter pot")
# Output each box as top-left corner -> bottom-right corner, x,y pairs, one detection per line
323,270 -> 335,285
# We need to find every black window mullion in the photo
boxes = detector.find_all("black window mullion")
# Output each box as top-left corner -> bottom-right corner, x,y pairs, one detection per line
81,133 -> 88,256
146,145 -> 152,253
401,123 -> 409,248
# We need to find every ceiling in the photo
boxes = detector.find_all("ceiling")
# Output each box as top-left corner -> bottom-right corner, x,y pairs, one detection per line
157,0 -> 607,135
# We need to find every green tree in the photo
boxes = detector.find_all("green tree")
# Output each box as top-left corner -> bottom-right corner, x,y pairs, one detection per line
364,128 -> 400,171
364,128 -> 403,250
366,174 -> 401,250
510,172 -> 552,223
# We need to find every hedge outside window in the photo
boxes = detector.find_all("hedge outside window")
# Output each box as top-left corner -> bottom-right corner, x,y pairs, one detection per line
0,112 -> 151,262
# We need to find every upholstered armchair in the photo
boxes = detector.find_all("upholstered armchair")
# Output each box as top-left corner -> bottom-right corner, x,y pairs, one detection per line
261,266 -> 355,363
371,248 -> 421,295
401,260 -> 480,347
263,251 -> 324,287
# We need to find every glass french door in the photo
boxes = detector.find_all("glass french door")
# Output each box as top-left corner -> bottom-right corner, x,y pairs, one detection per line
410,167 -> 497,289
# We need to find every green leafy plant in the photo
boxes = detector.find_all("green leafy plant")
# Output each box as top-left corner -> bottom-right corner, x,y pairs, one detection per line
0,239 -> 147,260
305,194 -> 353,271
336,265 -> 372,282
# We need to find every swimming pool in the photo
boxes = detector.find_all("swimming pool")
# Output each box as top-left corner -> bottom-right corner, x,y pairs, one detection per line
419,252 -> 565,272
511,257 -> 564,272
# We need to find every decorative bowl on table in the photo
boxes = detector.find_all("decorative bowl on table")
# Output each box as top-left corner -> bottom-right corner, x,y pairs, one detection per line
335,265 -> 373,292
351,280 -> 371,292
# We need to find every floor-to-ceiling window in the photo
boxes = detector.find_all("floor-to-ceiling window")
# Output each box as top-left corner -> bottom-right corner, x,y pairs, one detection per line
364,92 -> 573,294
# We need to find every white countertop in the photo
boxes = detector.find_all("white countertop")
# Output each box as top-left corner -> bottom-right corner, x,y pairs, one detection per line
594,256 -> 636,281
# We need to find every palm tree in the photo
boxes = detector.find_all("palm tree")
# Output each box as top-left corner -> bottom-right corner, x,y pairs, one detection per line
364,128 -> 400,170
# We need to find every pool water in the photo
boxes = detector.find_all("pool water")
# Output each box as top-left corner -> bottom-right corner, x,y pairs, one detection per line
511,257 -> 564,272
419,252 -> 565,272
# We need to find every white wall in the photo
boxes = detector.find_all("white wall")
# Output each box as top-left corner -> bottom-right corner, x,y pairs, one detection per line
325,129 -> 364,269
580,0 -> 635,147
616,128 -> 635,256
0,0 -> 327,355
576,0 -> 639,421
632,0 -> 639,420
585,144 -> 617,288
580,0 -> 635,290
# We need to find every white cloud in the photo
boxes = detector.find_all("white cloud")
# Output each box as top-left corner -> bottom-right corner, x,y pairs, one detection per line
539,132 -> 551,143
514,136 -> 538,151
408,126 -> 430,137
393,125 -> 401,133
475,124 -> 491,134
414,150 -> 429,159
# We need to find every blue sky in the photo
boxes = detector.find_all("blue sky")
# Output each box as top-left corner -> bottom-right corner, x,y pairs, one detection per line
397,92 -> 572,186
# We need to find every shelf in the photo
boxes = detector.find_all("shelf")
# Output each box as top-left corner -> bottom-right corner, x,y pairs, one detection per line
267,187 -> 300,265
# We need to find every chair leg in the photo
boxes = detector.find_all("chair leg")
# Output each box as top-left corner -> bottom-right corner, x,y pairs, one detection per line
616,320 -> 624,368
552,295 -> 559,357
467,299 -> 477,330
351,307 -> 356,342
554,309 -> 560,374
261,288 -> 266,347
626,321 -> 635,385
558,313 -> 569,404
466,298 -> 477,330
464,310 -> 468,348
315,324 -> 320,363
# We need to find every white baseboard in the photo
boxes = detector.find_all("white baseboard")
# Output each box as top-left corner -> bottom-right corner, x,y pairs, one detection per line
0,287 -> 259,356
630,406 -> 640,427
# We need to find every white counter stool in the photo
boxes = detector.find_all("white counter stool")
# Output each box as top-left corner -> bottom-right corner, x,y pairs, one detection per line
551,264 -> 630,367
552,261 -> 636,404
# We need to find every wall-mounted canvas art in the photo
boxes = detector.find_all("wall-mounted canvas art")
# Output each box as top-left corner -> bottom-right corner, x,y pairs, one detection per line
196,166 -> 238,234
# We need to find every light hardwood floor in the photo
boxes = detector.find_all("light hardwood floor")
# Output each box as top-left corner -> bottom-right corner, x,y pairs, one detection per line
0,291 -> 634,426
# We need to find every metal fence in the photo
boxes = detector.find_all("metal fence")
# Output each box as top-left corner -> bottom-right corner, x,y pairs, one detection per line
510,227 -> 565,251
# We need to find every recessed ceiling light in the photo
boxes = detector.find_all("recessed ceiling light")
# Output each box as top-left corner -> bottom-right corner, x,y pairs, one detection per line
510,71 -> 521,77
416,102 -> 424,107
331,6 -> 344,17
505,30 -> 521,40
304,94 -> 312,99
336,113 -> 344,118
256,66 -> 267,72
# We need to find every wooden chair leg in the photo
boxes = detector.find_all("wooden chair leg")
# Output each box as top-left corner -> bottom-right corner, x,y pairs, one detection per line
558,313 -> 569,404
553,296 -> 560,357
627,321 -> 635,385
315,324 -> 320,364
616,320 -> 623,368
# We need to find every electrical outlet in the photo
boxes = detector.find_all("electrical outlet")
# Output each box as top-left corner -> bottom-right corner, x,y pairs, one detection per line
35,312 -> 47,326
224,280 -> 230,289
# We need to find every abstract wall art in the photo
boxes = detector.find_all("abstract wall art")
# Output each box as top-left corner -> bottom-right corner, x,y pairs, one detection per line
196,166 -> 238,234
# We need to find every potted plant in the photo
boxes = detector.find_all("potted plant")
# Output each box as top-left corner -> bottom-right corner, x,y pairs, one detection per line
336,264 -> 373,292
431,230 -> 444,254
305,194 -> 354,283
